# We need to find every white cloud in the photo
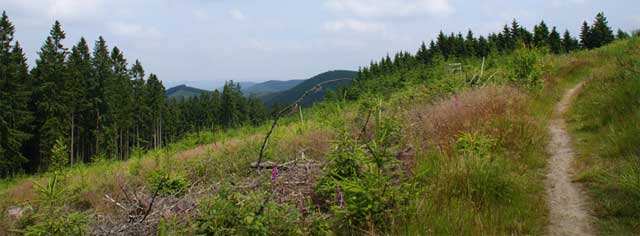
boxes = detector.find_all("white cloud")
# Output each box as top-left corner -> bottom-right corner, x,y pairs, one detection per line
229,9 -> 246,21
109,22 -> 162,39
324,19 -> 385,33
324,0 -> 454,17
7,0 -> 105,20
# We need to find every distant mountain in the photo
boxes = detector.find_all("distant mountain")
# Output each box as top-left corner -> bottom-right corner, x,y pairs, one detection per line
165,85 -> 210,98
261,70 -> 357,107
242,80 -> 304,96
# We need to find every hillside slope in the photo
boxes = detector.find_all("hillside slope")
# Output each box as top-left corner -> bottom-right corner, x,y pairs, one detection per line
242,79 -> 304,96
0,39 -> 636,236
165,84 -> 210,98
261,70 -> 357,107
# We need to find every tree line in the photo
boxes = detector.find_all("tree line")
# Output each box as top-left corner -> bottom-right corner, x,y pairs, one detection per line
0,12 -> 267,176
337,12 -> 623,99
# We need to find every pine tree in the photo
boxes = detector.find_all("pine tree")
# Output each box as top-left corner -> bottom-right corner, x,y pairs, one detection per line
130,60 -> 148,147
30,21 -> 68,171
0,12 -> 32,176
548,27 -> 563,54
590,12 -> 614,48
465,30 -> 477,58
579,21 -> 592,49
146,73 -> 164,149
562,30 -> 579,53
533,20 -> 550,48
104,47 -> 133,159
616,29 -> 630,40
64,38 -> 92,164
91,36 -> 112,156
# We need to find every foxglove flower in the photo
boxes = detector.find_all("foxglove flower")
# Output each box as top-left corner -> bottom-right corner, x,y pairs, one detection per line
271,166 -> 279,181
337,186 -> 344,209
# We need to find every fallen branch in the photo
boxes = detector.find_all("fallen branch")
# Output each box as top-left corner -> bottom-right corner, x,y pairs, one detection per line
256,78 -> 353,172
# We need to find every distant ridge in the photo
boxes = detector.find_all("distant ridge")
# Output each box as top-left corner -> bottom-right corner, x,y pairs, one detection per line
261,70 -> 357,107
165,85 -> 210,98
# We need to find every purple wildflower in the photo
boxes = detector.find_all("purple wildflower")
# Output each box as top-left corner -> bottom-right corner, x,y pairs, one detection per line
454,95 -> 460,110
271,166 -> 279,181
337,186 -> 344,209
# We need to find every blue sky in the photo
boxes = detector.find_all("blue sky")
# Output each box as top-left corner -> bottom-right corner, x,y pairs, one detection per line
3,0 -> 639,89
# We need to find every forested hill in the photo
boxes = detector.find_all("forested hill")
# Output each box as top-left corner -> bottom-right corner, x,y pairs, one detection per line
165,85 -> 209,98
261,70 -> 357,107
242,79 -> 304,96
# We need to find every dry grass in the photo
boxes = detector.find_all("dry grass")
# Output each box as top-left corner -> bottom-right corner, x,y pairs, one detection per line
408,86 -> 528,154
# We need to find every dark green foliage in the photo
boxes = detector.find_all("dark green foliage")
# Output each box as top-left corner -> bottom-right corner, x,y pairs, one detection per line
262,70 -> 357,107
548,27 -> 563,54
0,12 -> 270,174
562,30 -> 580,53
616,29 -> 630,40
580,12 -> 615,49
0,11 -> 32,177
164,84 -> 209,98
533,21 -> 550,48
590,12 -> 615,48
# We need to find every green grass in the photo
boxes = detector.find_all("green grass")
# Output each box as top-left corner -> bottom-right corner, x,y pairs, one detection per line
568,37 -> 640,235
1,40 -> 638,235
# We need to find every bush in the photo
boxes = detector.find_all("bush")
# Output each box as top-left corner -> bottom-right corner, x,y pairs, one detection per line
507,48 -> 547,88
13,174 -> 92,236
315,108 -> 405,234
49,138 -> 69,173
194,189 -> 301,236
146,170 -> 189,197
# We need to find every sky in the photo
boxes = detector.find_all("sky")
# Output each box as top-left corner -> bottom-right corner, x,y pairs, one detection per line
3,0 -> 639,89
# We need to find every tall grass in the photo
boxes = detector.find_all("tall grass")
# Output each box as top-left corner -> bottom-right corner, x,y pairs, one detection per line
569,37 -> 640,235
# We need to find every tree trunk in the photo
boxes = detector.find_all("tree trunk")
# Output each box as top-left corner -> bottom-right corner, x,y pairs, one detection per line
70,112 -> 74,166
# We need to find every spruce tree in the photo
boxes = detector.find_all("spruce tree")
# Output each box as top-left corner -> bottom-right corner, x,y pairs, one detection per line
533,20 -> 550,48
616,29 -> 630,40
562,30 -> 579,52
590,12 -> 614,48
146,73 -> 164,149
30,21 -> 68,171
64,38 -> 92,164
0,12 -> 32,175
91,36 -> 112,156
579,21 -> 592,49
548,27 -> 563,54
130,60 -> 148,147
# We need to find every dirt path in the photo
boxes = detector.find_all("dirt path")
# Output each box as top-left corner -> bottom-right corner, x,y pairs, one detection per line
546,81 -> 596,236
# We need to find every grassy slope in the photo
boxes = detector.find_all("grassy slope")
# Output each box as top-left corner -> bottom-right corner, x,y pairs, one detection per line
0,41 -> 634,235
568,38 -> 640,235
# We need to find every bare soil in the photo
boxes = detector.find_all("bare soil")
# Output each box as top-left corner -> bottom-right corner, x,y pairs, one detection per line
545,81 -> 596,236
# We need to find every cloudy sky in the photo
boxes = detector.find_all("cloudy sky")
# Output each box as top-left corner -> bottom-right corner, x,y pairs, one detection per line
3,0 -> 639,89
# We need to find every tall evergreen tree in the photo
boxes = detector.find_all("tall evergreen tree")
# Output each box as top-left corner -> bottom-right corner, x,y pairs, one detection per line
548,27 -> 563,54
30,21 -> 68,170
533,20 -> 550,48
0,12 -> 32,175
130,60 -> 148,147
146,73 -> 164,149
91,36 -> 112,156
616,29 -> 630,40
65,38 -> 92,164
579,21 -> 592,49
590,12 -> 614,48
562,30 -> 579,53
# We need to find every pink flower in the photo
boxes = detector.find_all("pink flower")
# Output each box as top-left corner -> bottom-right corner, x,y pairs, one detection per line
271,166 -> 279,181
337,186 -> 344,209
